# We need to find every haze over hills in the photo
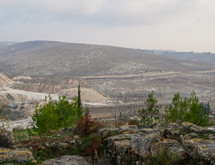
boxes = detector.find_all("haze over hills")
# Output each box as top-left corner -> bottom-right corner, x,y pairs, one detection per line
142,49 -> 215,65
0,41 -> 18,48
0,41 -> 213,77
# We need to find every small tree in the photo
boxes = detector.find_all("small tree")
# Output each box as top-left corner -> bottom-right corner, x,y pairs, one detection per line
165,91 -> 213,127
138,91 -> 161,126
32,96 -> 80,136
77,81 -> 82,118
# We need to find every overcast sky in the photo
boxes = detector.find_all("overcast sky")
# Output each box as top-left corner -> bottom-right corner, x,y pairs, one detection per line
0,0 -> 215,52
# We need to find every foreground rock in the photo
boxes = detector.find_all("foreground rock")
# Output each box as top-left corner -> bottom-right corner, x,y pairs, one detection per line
131,132 -> 160,159
182,138 -> 215,164
42,155 -> 90,165
99,122 -> 215,165
0,147 -> 34,163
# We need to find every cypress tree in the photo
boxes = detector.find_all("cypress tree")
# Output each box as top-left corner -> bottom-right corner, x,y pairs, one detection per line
77,81 -> 82,118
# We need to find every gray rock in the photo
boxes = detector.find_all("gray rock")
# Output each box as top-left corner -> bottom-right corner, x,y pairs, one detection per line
114,140 -> 131,153
131,132 -> 160,159
119,125 -> 138,134
140,128 -> 155,134
107,134 -> 134,143
167,123 -> 182,130
0,147 -> 34,163
101,128 -> 119,139
163,128 -> 181,142
42,155 -> 90,165
184,133 -> 198,140
182,138 -> 215,164
182,122 -> 203,133
153,139 -> 185,158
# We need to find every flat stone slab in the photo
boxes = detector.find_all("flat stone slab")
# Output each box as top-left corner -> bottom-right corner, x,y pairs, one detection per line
0,147 -> 34,163
183,138 -> 215,164
42,155 -> 90,165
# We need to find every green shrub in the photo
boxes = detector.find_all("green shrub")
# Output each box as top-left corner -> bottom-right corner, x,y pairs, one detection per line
165,91 -> 213,127
138,91 -> 161,126
32,96 -> 82,136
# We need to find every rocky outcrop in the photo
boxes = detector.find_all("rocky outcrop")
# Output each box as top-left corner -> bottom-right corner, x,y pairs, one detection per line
100,123 -> 215,165
131,132 -> 160,159
0,147 -> 34,163
42,155 -> 90,165
182,138 -> 215,163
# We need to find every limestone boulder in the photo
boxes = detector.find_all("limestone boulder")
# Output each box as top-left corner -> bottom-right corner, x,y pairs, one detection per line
131,132 -> 160,159
42,155 -> 90,165
151,139 -> 185,158
119,125 -> 138,134
0,147 -> 34,163
182,138 -> 215,164
100,128 -> 119,139
182,122 -> 203,133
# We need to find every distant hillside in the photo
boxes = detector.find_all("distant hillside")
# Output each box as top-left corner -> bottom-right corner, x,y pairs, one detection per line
141,49 -> 215,64
0,41 -> 18,48
0,41 -> 213,77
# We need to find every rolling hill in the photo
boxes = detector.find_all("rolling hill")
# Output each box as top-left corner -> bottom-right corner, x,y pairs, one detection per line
0,41 -> 213,77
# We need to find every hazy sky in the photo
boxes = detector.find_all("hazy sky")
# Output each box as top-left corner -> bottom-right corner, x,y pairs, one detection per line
0,0 -> 215,52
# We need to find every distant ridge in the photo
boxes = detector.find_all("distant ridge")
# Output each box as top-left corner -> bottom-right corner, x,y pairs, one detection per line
141,49 -> 215,64
0,41 -> 213,77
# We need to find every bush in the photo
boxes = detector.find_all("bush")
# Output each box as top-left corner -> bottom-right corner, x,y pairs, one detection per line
32,96 -> 82,136
138,91 -> 161,126
128,119 -> 139,126
79,134 -> 102,155
0,134 -> 12,148
74,108 -> 104,135
165,91 -> 213,127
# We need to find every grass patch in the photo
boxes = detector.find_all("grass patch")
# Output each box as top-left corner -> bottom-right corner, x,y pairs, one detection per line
13,129 -> 29,142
